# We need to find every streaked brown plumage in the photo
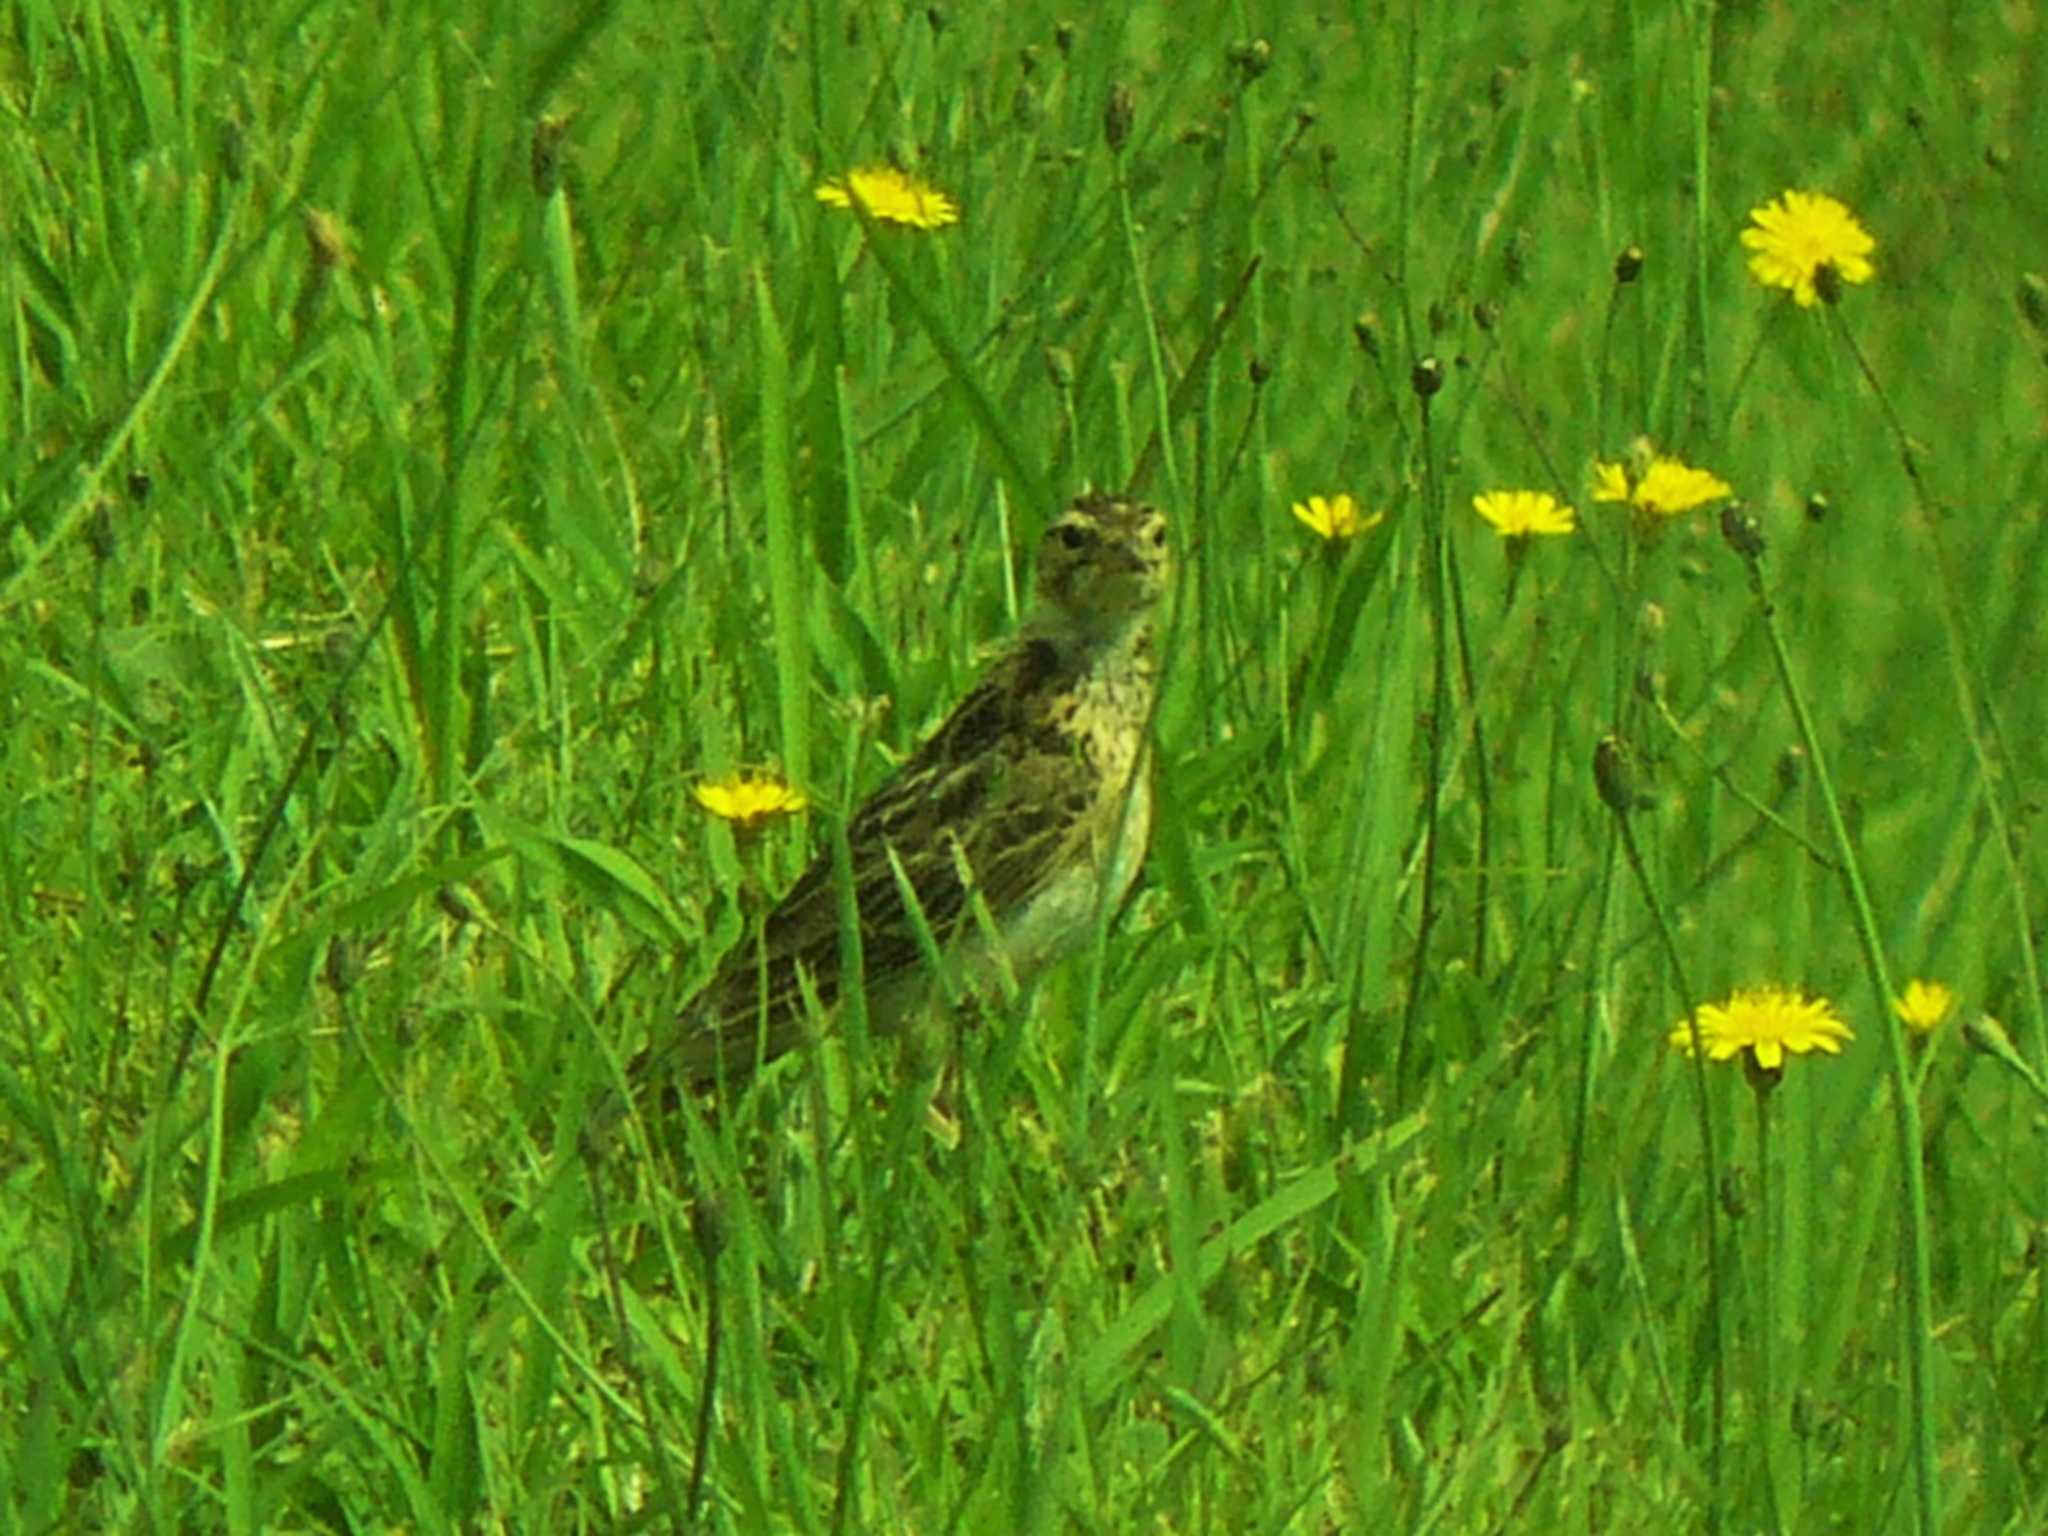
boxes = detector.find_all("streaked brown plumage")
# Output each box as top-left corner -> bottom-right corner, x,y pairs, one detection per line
631,492 -> 1169,1101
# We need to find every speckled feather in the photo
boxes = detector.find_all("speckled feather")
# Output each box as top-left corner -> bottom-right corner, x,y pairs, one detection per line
635,492 -> 1169,1096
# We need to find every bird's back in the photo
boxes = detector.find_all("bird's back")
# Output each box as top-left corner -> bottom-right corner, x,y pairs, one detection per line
632,492 -> 1168,1098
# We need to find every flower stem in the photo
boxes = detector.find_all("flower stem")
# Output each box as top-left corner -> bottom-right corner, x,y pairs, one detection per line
1827,311 -> 2048,1086
1725,534 -> 1940,1535
1681,0 -> 1716,438
1753,1079 -> 1786,1535
1608,805 -> 1726,1532
1113,145 -> 1182,511
1443,537 -> 1493,976
1393,378 -> 1449,1109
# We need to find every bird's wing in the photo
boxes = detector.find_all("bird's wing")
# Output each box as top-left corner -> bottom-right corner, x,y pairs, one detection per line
647,637 -> 1098,1088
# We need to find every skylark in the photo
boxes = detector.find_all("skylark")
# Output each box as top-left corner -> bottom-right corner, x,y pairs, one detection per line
631,491 -> 1170,1100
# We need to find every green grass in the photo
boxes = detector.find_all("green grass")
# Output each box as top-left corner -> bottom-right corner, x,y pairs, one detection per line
5,1 -> 2046,1530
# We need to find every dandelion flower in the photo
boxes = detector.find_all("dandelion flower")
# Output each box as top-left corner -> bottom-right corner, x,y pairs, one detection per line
814,166 -> 959,231
1893,978 -> 1955,1037
1473,490 -> 1575,539
1669,985 -> 1853,1072
694,773 -> 808,831
1592,451 -> 1732,521
1741,190 -> 1876,307
1291,493 -> 1383,542
1633,458 -> 1733,517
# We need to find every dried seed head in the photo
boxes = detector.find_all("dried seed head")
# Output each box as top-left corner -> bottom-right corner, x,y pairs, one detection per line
1503,230 -> 1527,286
1719,1167 -> 1750,1220
304,207 -> 350,270
1227,39 -> 1272,81
325,937 -> 359,996
531,114 -> 570,198
1719,501 -> 1765,562
220,118 -> 246,182
693,1198 -> 728,1261
2017,272 -> 2048,336
1593,734 -> 1643,816
1105,82 -> 1134,153
1776,746 -> 1805,793
87,501 -> 115,564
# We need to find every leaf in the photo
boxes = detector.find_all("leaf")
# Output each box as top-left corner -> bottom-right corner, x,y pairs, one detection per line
480,810 -> 685,944
1080,1113 -> 1426,1401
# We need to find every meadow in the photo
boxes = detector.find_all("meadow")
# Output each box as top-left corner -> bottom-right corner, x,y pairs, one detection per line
3,1 -> 2045,1530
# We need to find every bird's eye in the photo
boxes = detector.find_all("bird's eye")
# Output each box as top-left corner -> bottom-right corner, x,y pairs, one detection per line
1056,523 -> 1091,550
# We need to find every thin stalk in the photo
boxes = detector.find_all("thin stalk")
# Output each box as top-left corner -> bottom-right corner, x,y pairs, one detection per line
1682,0 -> 1715,440
1112,143 -> 1182,510
1442,536 -> 1493,977
1393,0 -> 1422,361
754,267 -> 810,790
1564,821 -> 1622,1237
1728,534 -> 1939,1535
1392,375 -> 1448,1109
1754,1079 -> 1785,1535
1829,311 -> 2046,1082
1608,798 -> 1726,1534
0,170 -> 244,613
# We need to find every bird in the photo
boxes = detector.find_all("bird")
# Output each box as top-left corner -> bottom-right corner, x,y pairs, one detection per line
628,490 -> 1171,1104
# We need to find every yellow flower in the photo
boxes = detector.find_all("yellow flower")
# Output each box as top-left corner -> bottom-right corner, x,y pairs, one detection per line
1634,458 -> 1733,516
814,166 -> 959,230
1290,493 -> 1383,542
1668,985 -> 1854,1072
1741,190 -> 1876,307
1591,451 -> 1732,520
694,773 -> 808,830
1893,979 -> 1955,1036
1473,490 -> 1575,539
